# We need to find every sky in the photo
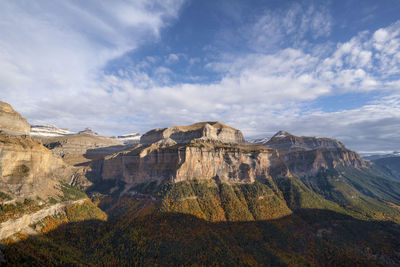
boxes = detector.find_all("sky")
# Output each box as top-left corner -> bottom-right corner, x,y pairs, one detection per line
0,0 -> 400,153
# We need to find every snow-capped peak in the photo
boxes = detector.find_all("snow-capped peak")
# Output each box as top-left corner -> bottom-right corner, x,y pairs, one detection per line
272,130 -> 291,138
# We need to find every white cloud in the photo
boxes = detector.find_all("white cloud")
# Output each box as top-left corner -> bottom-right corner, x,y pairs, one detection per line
165,53 -> 180,64
249,2 -> 332,51
0,1 -> 400,153
0,0 -> 184,118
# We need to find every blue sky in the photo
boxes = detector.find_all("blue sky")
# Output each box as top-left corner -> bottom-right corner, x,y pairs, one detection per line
0,0 -> 400,153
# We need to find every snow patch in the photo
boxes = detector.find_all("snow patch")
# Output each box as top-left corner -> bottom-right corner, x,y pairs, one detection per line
117,133 -> 141,144
30,125 -> 75,137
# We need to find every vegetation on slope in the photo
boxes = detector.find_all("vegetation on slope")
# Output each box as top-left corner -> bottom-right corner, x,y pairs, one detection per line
3,209 -> 400,266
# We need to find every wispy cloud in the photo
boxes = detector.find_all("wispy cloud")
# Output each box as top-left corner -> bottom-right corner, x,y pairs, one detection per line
248,2 -> 332,51
0,1 -> 399,152
0,0 -> 184,116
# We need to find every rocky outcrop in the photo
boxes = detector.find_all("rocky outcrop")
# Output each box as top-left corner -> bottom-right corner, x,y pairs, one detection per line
264,131 -> 346,152
0,134 -> 73,201
0,101 -> 30,136
280,148 -> 366,176
39,133 -> 129,190
260,131 -> 366,176
140,122 -> 245,145
0,199 -> 86,240
0,102 -> 76,201
100,139 -> 288,185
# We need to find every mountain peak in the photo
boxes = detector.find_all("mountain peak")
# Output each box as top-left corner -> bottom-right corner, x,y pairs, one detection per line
271,130 -> 292,138
78,128 -> 98,136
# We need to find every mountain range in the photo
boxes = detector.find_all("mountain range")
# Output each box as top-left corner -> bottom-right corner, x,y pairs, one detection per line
1,101 -> 400,266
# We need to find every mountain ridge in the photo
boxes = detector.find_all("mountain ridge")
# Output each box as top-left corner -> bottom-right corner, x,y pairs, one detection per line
1,101 -> 400,266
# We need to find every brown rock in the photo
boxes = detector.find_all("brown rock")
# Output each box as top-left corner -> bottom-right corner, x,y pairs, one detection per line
140,121 -> 245,145
0,101 -> 30,136
100,141 -> 286,185
0,135 -> 74,201
264,131 -> 366,176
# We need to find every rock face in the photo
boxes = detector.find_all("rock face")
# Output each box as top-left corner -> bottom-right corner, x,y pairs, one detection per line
0,135 -> 73,200
30,125 -> 75,137
0,102 -> 74,201
0,199 -> 86,240
40,133 -> 124,165
259,131 -> 366,176
264,131 -> 346,152
140,122 -> 245,145
40,133 -> 129,190
101,141 -> 286,184
98,122 -> 288,185
98,125 -> 368,185
280,148 -> 366,177
0,101 -> 30,136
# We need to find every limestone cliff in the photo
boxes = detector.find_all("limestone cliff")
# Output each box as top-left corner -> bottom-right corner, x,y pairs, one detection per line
37,133 -> 131,190
265,130 -> 346,152
262,131 -> 366,176
0,101 -> 30,136
0,102 -> 76,201
0,131 -> 74,202
101,141 -> 287,185
140,121 -> 245,145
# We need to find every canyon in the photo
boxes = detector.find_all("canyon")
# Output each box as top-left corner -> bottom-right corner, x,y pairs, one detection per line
1,101 -> 400,266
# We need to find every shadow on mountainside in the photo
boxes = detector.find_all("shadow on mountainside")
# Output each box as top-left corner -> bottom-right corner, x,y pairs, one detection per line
2,208 -> 400,266
84,144 -> 137,161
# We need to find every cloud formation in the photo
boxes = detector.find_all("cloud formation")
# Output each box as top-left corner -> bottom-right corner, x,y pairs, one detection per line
0,1 -> 399,153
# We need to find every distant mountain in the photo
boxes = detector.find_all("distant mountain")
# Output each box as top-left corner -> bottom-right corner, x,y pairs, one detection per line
116,133 -> 141,144
30,124 -> 75,137
372,155 -> 400,179
363,151 -> 400,161
78,127 -> 99,136
261,130 -> 346,151
248,136 -> 270,144
244,130 -> 400,223
2,109 -> 400,266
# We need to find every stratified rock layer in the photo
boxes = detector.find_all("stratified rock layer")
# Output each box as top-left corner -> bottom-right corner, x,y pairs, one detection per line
261,131 -> 366,176
0,101 -> 77,201
0,132 -> 73,201
140,122 -> 245,145
265,131 -> 346,152
100,140 -> 288,185
0,101 -> 30,136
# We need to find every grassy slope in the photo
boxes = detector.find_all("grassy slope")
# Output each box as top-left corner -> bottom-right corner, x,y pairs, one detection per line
297,167 -> 400,222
